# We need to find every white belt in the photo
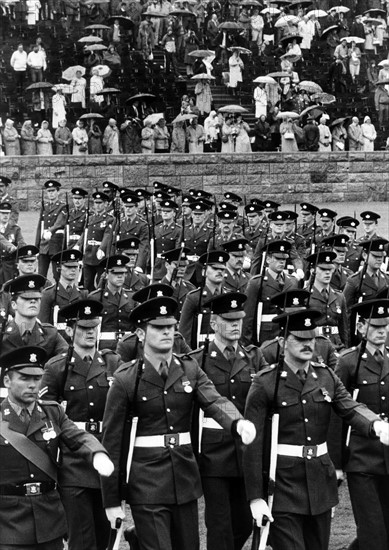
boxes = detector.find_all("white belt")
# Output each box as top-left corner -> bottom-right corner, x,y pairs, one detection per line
261,314 -> 276,322
0,387 -> 8,399
55,323 -> 67,330
198,334 -> 215,343
100,331 -> 130,340
277,442 -> 327,459
187,255 -> 199,262
156,253 -> 163,258
316,326 -> 339,336
202,417 -> 223,430
135,432 -> 191,448
69,235 -> 81,240
88,240 -> 102,246
56,229 -> 64,234
74,421 -> 103,434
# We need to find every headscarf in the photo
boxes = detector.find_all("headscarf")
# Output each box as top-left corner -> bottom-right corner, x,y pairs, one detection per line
363,116 -> 371,124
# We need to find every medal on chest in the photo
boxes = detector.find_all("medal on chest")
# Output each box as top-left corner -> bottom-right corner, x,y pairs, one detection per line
41,421 -> 57,441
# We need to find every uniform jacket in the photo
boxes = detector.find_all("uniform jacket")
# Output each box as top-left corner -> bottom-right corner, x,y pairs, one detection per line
251,236 -> 302,275
117,215 -> 150,271
100,354 -> 243,507
154,221 -> 181,279
116,331 -> 191,362
242,269 -> 298,346
244,225 -> 266,253
0,222 -> 25,283
39,282 -> 88,324
0,398 -> 106,544
223,267 -> 251,293
336,344 -> 389,475
297,222 -> 315,252
331,265 -> 353,291
0,319 -> 68,358
243,362 -> 379,515
344,243 -> 362,273
308,285 -> 349,348
192,341 -> 267,477
160,275 -> 196,316
68,207 -> 87,245
0,192 -> 19,224
184,224 -> 212,257
40,349 -> 121,487
124,269 -> 149,292
77,212 -> 114,266
35,201 -> 67,256
344,270 -> 389,311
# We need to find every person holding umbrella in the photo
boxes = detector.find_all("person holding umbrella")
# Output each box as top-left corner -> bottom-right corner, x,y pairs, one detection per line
280,115 -> 299,152
331,118 -> 347,151
186,116 -> 205,153
21,119 -> 37,155
70,69 -> 87,114
88,118 -> 103,154
348,40 -> 361,83
72,119 -> 88,155
228,49 -> 244,96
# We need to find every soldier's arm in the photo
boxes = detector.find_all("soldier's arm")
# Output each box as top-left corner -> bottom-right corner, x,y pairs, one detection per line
100,219 -> 114,255
137,222 -> 150,271
343,277 -> 357,314
38,288 -> 54,324
39,357 -> 64,401
52,330 -> 69,356
338,294 -> 349,347
178,292 -> 196,346
241,277 -> 258,346
49,207 -> 67,233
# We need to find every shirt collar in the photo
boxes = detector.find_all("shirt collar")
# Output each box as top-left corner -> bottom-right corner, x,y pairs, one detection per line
7,397 -> 35,417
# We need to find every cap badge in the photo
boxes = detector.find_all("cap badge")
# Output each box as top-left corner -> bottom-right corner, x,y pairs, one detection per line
28,280 -> 35,288
378,244 -> 383,250
218,256 -> 224,262
84,306 -> 91,315
293,297 -> 299,305
378,307 -> 384,315
30,354 -> 37,363
280,245 -> 285,251
304,318 -> 312,327
325,256 -> 330,262
70,254 -> 75,260
231,300 -> 237,308
117,260 -> 122,265
27,250 -> 32,256
238,244 -> 243,249
160,306 -> 167,315
157,291 -> 163,297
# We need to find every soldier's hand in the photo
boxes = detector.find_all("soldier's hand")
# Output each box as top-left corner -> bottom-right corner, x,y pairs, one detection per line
96,248 -> 105,260
250,498 -> 273,527
374,420 -> 389,445
292,268 -> 305,281
237,419 -> 256,445
105,506 -> 126,529
43,230 -> 52,241
93,452 -> 114,476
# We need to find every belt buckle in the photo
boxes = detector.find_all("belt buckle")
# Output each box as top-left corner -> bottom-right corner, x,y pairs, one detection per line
164,434 -> 179,448
115,331 -> 125,341
86,421 -> 99,434
303,445 -> 317,459
24,482 -> 41,496
322,326 -> 331,337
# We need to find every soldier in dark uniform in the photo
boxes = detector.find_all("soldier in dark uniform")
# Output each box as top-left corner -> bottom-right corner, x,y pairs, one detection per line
297,202 -> 319,254
35,180 -> 67,280
177,194 -> 193,229
0,174 -> 19,223
68,187 -> 88,247
262,199 -> 280,226
1,275 -> 68,359
321,234 -> 353,291
89,255 -> 136,350
14,245 -> 40,276
179,250 -> 230,349
191,292 -> 267,550
336,299 -> 389,550
100,296 -> 256,550
118,193 -> 150,272
0,201 -> 25,284
101,180 -> 120,217
315,208 -> 337,248
222,238 -> 251,293
208,210 -> 244,252
39,249 -> 87,331
242,240 -> 298,347
75,191 -> 114,292
337,216 -> 362,273
160,247 -> 196,315
283,210 -> 307,269
182,201 -> 213,286
243,202 -> 266,263
39,299 -> 121,550
154,199 -> 181,280
305,251 -> 349,350
116,237 -> 150,292
0,345 -> 114,550
357,211 -> 383,243
243,308 -> 389,550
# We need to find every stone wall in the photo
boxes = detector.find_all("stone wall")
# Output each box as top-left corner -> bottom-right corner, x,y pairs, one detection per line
0,152 -> 388,210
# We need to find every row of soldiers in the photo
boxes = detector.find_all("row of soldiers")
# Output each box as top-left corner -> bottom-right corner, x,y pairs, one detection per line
0,177 -> 388,550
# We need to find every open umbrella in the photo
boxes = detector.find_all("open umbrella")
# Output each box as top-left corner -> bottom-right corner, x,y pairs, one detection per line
260,6 -> 280,14
80,113 -> 105,120
330,116 -> 349,127
191,73 -> 215,79
272,0 -> 292,5
62,65 -> 86,81
279,34 -> 303,46
127,93 -> 157,103
52,83 -> 73,93
377,79 -> 389,85
172,113 -> 195,123
299,105 -> 324,118
170,9 -> 195,16
240,0 -> 263,6
276,111 -> 300,119
364,8 -> 386,16
275,15 -> 299,27
78,35 -> 103,43
188,49 -> 214,58
329,5 -> 349,13
26,82 -> 54,91
362,17 -> 383,26
228,46 -> 252,54
378,60 -> 389,67
142,9 -> 165,17
84,24 -> 111,30
85,44 -> 108,51
144,113 -> 165,125
290,0 -> 312,6
321,25 -> 339,38
312,92 -> 336,104
253,75 -> 277,84
107,15 -> 134,25
93,64 -> 111,77
299,80 -> 322,93
218,105 -> 248,113
267,71 -> 290,78
306,9 -> 328,17
95,87 -> 121,94
345,36 -> 365,44
218,21 -> 243,30
280,53 -> 301,62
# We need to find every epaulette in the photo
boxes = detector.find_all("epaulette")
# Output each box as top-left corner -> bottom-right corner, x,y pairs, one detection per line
46,352 -> 67,364
116,359 -> 138,373
40,322 -> 57,329
315,334 -> 330,341
338,346 -> 358,358
100,349 -> 120,358
259,338 -> 278,350
241,344 -> 257,353
348,271 -> 360,279
332,288 -> 342,294
311,361 -> 328,369
179,352 -> 198,361
257,364 -> 277,376
43,283 -> 56,291
37,399 -> 61,406
121,332 -> 136,342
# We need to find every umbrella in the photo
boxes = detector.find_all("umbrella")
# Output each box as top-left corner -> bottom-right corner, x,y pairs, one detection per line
276,111 -> 300,119
377,79 -> 389,85
228,46 -> 252,54
378,60 -> 389,67
260,6 -> 280,14
280,53 -> 301,62
172,113 -> 196,123
218,105 -> 248,113
191,73 -> 215,79
170,9 -> 195,16
95,87 -> 121,94
321,25 -> 339,38
329,5 -> 349,13
299,80 -> 322,93
126,93 -> 157,103
272,0 -> 292,5
188,49 -> 214,58
345,36 -> 365,44
107,15 -> 134,25
218,21 -> 243,30
79,113 -> 105,119
85,44 -> 108,51
253,75 -> 277,84
362,17 -> 383,26
275,15 -> 299,27
144,113 -> 165,125
62,65 -> 86,81
290,0 -> 312,6
78,35 -> 103,43
330,116 -> 349,127
93,64 -> 111,77
84,24 -> 111,30
267,71 -> 290,78
299,105 -> 324,118
312,92 -> 336,104
306,9 -> 328,17
239,0 -> 263,6
279,34 -> 303,46
26,82 -> 54,91
364,8 -> 386,16
52,83 -> 73,93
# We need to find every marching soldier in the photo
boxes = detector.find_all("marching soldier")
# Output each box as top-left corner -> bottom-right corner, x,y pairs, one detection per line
39,249 -> 87,329
100,296 -> 256,550
0,201 -> 25,284
0,345 -> 114,550
297,202 -> 319,253
154,199 -> 181,280
182,201 -> 213,286
75,191 -> 114,292
116,237 -> 150,292
68,187 -> 88,246
315,208 -> 337,246
13,244 -> 40,277
262,199 -> 280,224
357,211 -> 384,243
242,240 -> 298,347
243,308 -> 389,550
222,238 -> 251,293
160,247 -> 196,315
321,234 -> 353,291
177,195 -> 194,229
283,210 -> 307,266
39,299 -> 121,550
0,174 -> 19,223
243,202 -> 266,260
191,292 -> 267,550
118,193 -> 150,272
336,299 -> 389,550
208,210 -> 244,252
337,216 -> 362,273
305,251 -> 349,350
179,250 -> 230,349
35,180 -> 67,280
89,255 -> 136,350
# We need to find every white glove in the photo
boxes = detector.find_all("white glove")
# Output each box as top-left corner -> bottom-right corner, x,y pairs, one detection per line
105,506 -> 126,529
374,420 -> 389,445
43,230 -> 52,240
292,268 -> 305,281
93,452 -> 114,477
237,419 -> 256,445
335,469 -> 344,482
96,249 -> 105,261
134,266 -> 143,273
250,498 -> 273,527
72,245 -> 80,251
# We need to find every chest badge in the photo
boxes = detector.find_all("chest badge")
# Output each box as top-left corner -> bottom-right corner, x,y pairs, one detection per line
42,421 -> 57,441
321,387 -> 332,402
182,377 -> 193,393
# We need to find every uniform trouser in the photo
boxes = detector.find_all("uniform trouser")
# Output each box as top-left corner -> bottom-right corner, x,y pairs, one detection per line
268,510 -> 331,550
202,476 -> 252,550
83,264 -> 104,292
347,472 -> 389,550
0,539 -> 63,550
38,254 -> 59,282
60,486 -> 110,550
131,500 -> 199,550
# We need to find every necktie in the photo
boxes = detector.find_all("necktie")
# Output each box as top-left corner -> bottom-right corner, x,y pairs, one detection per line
83,355 -> 92,364
19,408 -> 30,426
159,361 -> 169,381
374,350 -> 384,369
321,288 -> 329,300
66,285 -> 73,295
277,272 -> 284,289
224,345 -> 236,364
296,369 -> 307,385
23,330 -> 31,345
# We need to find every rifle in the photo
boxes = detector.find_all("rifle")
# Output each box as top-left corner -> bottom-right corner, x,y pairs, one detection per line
170,215 -> 186,288
242,195 -> 247,236
38,189 -> 45,247
64,192 -> 70,250
350,239 -> 373,345
311,211 -> 317,254
211,196 -> 217,250
149,197 -> 156,283
79,196 -> 90,286
256,244 -> 268,344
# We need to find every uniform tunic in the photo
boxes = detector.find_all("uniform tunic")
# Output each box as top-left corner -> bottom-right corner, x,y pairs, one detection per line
308,285 -> 349,349
154,221 -> 181,280
0,221 -> 25,284
39,283 -> 88,326
68,207 -> 87,246
116,215 -> 150,272
35,201 -> 67,257
0,319 -> 68,358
